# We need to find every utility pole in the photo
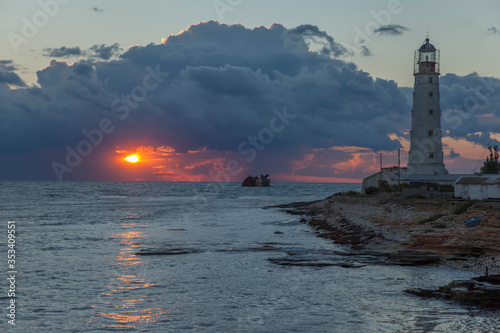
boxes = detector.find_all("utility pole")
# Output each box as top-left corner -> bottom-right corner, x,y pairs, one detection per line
379,153 -> 383,191
398,148 -> 401,192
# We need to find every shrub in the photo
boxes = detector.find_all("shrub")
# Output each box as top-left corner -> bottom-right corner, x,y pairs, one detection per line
365,186 -> 379,195
453,200 -> 478,215
419,214 -> 446,224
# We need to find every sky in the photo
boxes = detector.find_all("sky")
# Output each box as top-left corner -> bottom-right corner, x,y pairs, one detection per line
1,0 -> 500,182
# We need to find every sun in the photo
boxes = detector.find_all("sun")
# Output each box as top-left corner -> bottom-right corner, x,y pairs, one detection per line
124,154 -> 139,163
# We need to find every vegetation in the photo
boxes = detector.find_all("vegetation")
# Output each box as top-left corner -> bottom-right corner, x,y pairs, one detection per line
419,214 -> 446,224
432,223 -> 448,229
402,182 -> 454,192
453,200 -> 478,215
365,183 -> 454,195
480,145 -> 500,174
365,186 -> 379,195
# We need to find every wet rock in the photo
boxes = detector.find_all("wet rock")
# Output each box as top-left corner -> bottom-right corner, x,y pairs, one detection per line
384,250 -> 441,266
135,248 -> 201,256
250,245 -> 282,252
405,274 -> 500,309
268,257 -> 365,268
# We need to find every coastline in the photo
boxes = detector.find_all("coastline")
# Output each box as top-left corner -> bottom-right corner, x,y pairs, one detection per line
275,192 -> 500,274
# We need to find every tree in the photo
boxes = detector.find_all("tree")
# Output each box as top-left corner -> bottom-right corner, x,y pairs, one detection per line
480,145 -> 500,174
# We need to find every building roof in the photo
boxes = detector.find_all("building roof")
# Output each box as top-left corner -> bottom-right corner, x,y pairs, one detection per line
456,175 -> 500,185
456,177 -> 489,185
397,174 -> 468,183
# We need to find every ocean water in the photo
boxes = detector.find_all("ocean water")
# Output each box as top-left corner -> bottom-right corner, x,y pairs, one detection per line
0,181 -> 498,332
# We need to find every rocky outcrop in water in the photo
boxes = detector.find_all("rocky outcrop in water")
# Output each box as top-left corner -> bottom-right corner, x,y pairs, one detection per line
405,274 -> 500,309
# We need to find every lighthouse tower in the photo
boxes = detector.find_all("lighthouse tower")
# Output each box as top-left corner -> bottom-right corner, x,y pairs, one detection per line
407,38 -> 448,175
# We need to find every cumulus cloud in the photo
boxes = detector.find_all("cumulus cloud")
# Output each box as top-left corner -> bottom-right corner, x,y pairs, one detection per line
92,6 -> 104,12
440,73 -> 500,148
373,24 -> 410,36
0,60 -> 26,88
0,21 -> 498,181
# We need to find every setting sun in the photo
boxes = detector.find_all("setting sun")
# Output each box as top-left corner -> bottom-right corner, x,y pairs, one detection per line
125,154 -> 139,163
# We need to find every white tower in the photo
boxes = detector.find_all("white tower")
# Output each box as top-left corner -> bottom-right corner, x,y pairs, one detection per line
407,38 -> 448,175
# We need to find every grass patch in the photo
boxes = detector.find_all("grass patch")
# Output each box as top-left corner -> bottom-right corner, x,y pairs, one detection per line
453,200 -> 479,215
419,214 -> 446,224
432,223 -> 448,229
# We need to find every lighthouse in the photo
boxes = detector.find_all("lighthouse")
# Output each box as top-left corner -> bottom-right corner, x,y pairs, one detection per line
407,38 -> 448,175
361,37 -> 460,193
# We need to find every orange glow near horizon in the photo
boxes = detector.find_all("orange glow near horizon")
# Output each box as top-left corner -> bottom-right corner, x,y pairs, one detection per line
125,154 -> 139,163
110,136 -> 487,183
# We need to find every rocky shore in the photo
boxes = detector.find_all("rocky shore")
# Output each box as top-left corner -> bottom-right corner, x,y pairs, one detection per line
275,192 -> 500,273
275,192 -> 500,308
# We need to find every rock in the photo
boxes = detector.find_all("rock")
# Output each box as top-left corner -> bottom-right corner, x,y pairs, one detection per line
384,250 -> 441,266
267,257 -> 365,268
405,274 -> 500,309
135,248 -> 201,255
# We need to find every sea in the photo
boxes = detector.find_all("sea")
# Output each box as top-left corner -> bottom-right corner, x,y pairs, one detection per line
0,181 -> 499,332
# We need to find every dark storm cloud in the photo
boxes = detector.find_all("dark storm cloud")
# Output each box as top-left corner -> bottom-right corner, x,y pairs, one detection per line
440,73 -> 500,147
43,46 -> 83,58
373,24 -> 409,36
0,60 -> 26,87
1,21 -> 497,180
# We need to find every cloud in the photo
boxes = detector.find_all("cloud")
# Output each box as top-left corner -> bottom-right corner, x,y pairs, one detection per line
89,43 -> 122,60
288,24 -> 351,57
0,60 -> 26,88
440,73 -> 500,148
43,46 -> 83,58
373,24 -> 410,36
449,149 -> 460,158
92,6 -> 104,12
360,45 -> 373,56
484,27 -> 500,37
43,44 -> 122,60
0,21 -> 498,181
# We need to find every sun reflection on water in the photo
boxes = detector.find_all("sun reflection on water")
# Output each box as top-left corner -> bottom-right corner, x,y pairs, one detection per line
90,224 -> 171,330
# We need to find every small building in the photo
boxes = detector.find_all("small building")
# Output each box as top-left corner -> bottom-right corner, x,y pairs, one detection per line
454,175 -> 500,200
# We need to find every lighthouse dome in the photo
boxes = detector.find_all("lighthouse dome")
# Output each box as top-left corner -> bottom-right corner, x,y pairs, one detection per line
419,38 -> 436,51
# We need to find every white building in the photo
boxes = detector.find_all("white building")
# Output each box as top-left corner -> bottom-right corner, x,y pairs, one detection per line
455,175 -> 500,200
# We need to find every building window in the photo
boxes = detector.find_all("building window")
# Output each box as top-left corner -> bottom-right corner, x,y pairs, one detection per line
429,77 -> 433,83
429,153 -> 434,159
429,92 -> 433,97
429,130 -> 433,137
429,109 -> 433,115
